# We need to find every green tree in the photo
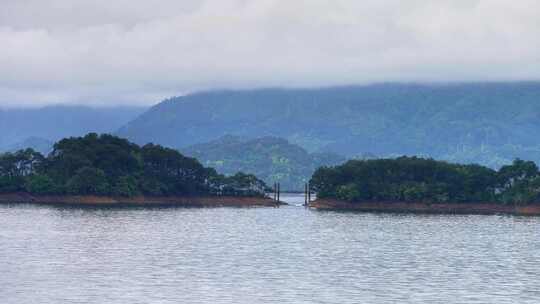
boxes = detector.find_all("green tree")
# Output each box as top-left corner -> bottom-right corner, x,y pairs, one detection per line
66,167 -> 110,195
112,176 -> 139,197
310,156 -> 540,205
25,174 -> 57,194
0,133 -> 267,198
336,184 -> 361,202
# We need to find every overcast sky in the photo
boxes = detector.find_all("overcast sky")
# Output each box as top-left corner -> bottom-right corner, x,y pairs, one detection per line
1,0 -> 539,107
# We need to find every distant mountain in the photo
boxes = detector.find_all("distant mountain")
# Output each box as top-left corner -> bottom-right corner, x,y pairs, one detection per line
0,105 -> 147,150
7,137 -> 53,155
117,82 -> 540,168
182,135 -> 345,191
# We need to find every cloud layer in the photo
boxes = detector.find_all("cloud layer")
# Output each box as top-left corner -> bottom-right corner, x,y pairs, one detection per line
1,0 -> 539,107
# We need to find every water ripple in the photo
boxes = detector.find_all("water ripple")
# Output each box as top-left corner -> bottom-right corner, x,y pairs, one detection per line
1,198 -> 540,303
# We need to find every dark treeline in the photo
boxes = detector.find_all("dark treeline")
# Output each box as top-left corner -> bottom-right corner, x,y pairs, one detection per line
0,133 -> 266,197
311,157 -> 540,205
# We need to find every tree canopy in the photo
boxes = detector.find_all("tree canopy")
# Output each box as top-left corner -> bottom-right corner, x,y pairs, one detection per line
311,157 -> 540,205
0,133 -> 266,197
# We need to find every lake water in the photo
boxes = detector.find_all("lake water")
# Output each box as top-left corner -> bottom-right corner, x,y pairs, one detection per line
1,194 -> 540,303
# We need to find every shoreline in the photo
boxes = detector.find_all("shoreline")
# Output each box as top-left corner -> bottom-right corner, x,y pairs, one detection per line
0,193 -> 285,208
309,199 -> 540,216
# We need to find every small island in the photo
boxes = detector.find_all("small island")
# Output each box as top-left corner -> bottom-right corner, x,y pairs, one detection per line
0,133 -> 281,207
309,157 -> 540,215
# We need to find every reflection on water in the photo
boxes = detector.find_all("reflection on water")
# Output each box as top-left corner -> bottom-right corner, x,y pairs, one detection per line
1,195 -> 539,304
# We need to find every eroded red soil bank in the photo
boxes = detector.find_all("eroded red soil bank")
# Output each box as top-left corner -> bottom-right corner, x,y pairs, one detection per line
0,193 -> 283,208
310,199 -> 540,216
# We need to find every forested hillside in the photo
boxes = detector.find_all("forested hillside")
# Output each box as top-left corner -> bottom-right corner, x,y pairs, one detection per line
182,135 -> 345,190
117,82 -> 540,169
311,157 -> 540,205
0,134 -> 266,197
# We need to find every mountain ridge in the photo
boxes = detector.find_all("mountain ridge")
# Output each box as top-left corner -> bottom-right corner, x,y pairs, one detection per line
116,82 -> 540,169
0,105 -> 147,150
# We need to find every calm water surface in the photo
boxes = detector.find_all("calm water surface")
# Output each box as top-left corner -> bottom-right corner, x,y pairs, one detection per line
1,194 -> 540,303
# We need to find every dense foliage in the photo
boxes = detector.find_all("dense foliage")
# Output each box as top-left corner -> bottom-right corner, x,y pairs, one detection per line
311,157 -> 540,205
0,134 -> 266,197
117,83 -> 540,169
183,135 -> 345,191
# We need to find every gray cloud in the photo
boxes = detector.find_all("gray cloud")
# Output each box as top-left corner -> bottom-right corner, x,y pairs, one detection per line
1,0 -> 539,107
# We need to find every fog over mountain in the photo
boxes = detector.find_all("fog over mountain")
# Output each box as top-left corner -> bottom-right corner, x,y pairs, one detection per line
1,0 -> 539,107
3,1 -> 540,180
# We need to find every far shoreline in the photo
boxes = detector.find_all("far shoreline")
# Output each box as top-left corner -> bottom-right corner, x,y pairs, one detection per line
0,193 -> 285,208
309,199 -> 540,216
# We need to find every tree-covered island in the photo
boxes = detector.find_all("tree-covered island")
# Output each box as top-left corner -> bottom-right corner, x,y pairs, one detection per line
311,157 -> 540,208
0,134 -> 272,205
